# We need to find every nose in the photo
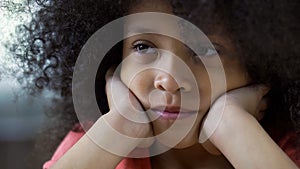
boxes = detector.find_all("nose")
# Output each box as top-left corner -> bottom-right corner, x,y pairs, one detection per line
154,72 -> 191,93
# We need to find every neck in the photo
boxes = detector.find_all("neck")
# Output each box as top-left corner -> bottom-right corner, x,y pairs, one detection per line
150,143 -> 233,169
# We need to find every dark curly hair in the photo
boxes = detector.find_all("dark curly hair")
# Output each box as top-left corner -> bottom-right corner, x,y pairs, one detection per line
7,0 -> 300,168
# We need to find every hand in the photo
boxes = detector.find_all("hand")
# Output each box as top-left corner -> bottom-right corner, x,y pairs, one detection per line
199,85 -> 297,169
200,84 -> 270,155
103,67 -> 153,146
222,84 -> 270,119
53,67 -> 155,168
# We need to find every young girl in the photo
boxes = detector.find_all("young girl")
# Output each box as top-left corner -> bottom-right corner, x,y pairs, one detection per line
12,0 -> 299,168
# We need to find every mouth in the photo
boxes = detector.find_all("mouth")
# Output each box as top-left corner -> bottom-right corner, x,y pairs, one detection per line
147,106 -> 198,120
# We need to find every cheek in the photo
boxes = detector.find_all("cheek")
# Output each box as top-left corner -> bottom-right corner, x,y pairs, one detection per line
120,52 -> 155,88
120,65 -> 130,87
224,63 -> 251,91
195,57 -> 250,102
120,65 -> 154,101
129,73 -> 153,92
193,68 -> 213,112
226,73 -> 249,90
120,58 -> 142,87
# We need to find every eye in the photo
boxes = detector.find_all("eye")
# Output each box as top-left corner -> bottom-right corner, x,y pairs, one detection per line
196,46 -> 219,57
190,46 -> 220,64
132,40 -> 158,56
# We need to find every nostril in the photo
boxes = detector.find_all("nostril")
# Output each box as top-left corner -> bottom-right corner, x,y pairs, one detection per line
179,87 -> 185,92
154,80 -> 165,91
154,73 -> 191,93
180,82 -> 192,92
157,84 -> 165,91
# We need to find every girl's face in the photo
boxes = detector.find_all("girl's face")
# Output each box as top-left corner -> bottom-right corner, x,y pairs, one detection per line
120,0 -> 250,148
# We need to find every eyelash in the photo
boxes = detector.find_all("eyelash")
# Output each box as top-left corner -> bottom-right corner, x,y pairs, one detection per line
192,47 -> 219,56
131,40 -> 158,55
130,40 -> 220,61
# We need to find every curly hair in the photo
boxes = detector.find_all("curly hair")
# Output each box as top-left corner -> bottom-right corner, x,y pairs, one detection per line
171,0 -> 300,137
8,0 -> 300,167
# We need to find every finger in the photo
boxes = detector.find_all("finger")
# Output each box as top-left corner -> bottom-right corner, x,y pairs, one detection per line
137,123 -> 154,148
105,77 -> 113,109
106,73 -> 150,123
251,85 -> 269,120
106,74 -> 125,110
199,105 -> 221,152
254,84 -> 271,98
137,137 -> 155,148
254,97 -> 269,120
105,66 -> 118,108
259,84 -> 271,95
226,84 -> 270,114
105,66 -> 117,81
245,85 -> 269,117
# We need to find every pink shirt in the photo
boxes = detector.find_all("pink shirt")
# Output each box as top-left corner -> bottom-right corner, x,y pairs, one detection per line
43,124 -> 299,169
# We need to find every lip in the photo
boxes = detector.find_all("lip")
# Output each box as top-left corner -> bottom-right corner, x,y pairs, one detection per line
149,106 -> 197,120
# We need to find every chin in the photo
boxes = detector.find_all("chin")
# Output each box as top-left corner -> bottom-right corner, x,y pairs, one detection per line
173,128 -> 199,149
152,119 -> 201,149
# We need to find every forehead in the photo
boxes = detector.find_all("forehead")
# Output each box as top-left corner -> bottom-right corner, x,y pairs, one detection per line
127,0 -> 173,14
124,0 -> 235,53
124,13 -> 179,37
124,0 -> 175,37
126,0 -> 229,36
123,13 -> 212,50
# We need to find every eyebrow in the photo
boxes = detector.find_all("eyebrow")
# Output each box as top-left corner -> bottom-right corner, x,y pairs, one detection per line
125,27 -> 164,37
124,26 -> 215,48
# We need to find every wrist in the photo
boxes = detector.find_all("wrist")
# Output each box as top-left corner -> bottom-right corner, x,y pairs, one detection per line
105,109 -> 152,138
209,105 -> 257,145
87,116 -> 141,157
206,105 -> 298,169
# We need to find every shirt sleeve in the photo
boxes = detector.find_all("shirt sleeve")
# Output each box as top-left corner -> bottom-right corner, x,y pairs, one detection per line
42,125 -> 85,169
115,148 -> 151,169
115,157 -> 151,169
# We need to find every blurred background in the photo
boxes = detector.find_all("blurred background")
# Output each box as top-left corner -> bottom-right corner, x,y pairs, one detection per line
0,1 -> 53,168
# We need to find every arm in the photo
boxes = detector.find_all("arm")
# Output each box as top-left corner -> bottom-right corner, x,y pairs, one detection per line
50,112 -> 140,169
50,117 -> 123,169
210,105 -> 298,169
202,85 -> 299,169
50,69 -> 153,169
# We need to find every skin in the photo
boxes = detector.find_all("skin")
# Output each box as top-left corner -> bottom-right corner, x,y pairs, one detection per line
118,0 -> 247,167
50,1 -> 299,169
121,25 -> 250,147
